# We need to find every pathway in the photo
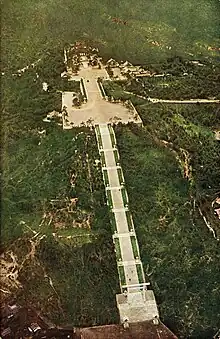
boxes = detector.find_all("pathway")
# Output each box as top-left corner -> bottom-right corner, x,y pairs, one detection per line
148,98 -> 220,104
62,51 -> 158,324
95,123 -> 159,323
123,91 -> 220,104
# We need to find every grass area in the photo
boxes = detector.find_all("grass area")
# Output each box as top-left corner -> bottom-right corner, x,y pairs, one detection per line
95,126 -> 104,150
118,265 -> 126,286
136,264 -> 144,284
1,54 -> 121,327
2,122 -> 120,326
108,125 -> 116,142
109,132 -> 116,148
100,152 -> 106,167
115,124 -> 220,338
103,81 -> 132,102
55,228 -> 96,247
125,211 -> 134,231
109,212 -> 117,233
113,150 -> 120,164
121,187 -> 128,206
114,237 -> 122,261
2,126 -> 111,245
59,78 -> 81,92
96,133 -> 103,149
106,189 -> 113,208
95,125 -> 101,136
130,236 -> 139,259
35,234 -> 119,326
55,227 -> 91,237
102,169 -> 109,186
142,72 -> 220,99
117,168 -> 124,184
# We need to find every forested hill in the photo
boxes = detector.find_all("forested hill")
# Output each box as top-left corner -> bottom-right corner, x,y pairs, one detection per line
2,0 -> 220,70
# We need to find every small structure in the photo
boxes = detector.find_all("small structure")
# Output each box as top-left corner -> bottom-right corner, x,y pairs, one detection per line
117,61 -> 153,78
29,323 -> 41,333
120,61 -> 133,68
42,82 -> 48,91
106,58 -> 120,67
214,130 -> 220,140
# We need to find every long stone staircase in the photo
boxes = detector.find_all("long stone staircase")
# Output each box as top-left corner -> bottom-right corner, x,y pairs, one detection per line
95,123 -> 159,324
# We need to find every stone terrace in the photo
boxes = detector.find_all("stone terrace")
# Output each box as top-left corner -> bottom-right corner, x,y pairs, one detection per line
62,55 -> 142,128
95,124 -> 159,324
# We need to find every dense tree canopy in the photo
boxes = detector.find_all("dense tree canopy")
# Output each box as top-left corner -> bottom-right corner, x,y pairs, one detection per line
2,0 -> 220,70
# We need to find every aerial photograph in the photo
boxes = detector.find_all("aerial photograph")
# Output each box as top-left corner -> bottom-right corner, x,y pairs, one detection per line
1,0 -> 220,338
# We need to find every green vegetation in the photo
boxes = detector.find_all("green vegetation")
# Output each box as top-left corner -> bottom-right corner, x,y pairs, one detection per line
2,55 -> 120,326
118,265 -> 126,286
121,188 -> 128,206
127,58 -> 220,100
8,233 -> 119,328
2,0 -> 220,72
102,169 -> 109,186
2,73 -> 61,142
35,233 -> 119,326
104,57 -> 220,103
136,264 -> 144,284
106,190 -> 113,207
117,168 -> 124,184
109,212 -> 117,233
100,152 -> 106,167
115,120 -> 220,338
96,134 -> 103,149
59,78 -> 81,92
125,211 -> 134,231
130,236 -> 139,259
113,150 -> 120,164
2,0 -> 220,335
141,73 -> 220,100
103,81 -> 132,102
114,238 -> 122,261
108,126 -> 117,147
135,103 -> 220,201
95,126 -> 103,148
2,126 -> 110,246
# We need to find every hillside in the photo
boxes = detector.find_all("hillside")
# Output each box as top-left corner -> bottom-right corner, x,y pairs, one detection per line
2,0 -> 220,70
1,1 -> 220,338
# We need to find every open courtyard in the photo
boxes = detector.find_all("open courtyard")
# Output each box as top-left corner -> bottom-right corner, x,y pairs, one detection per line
62,57 -> 142,127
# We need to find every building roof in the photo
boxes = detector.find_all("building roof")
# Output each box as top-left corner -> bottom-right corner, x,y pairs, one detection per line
79,320 -> 178,339
1,304 -> 178,339
106,58 -> 119,66
121,61 -> 133,67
